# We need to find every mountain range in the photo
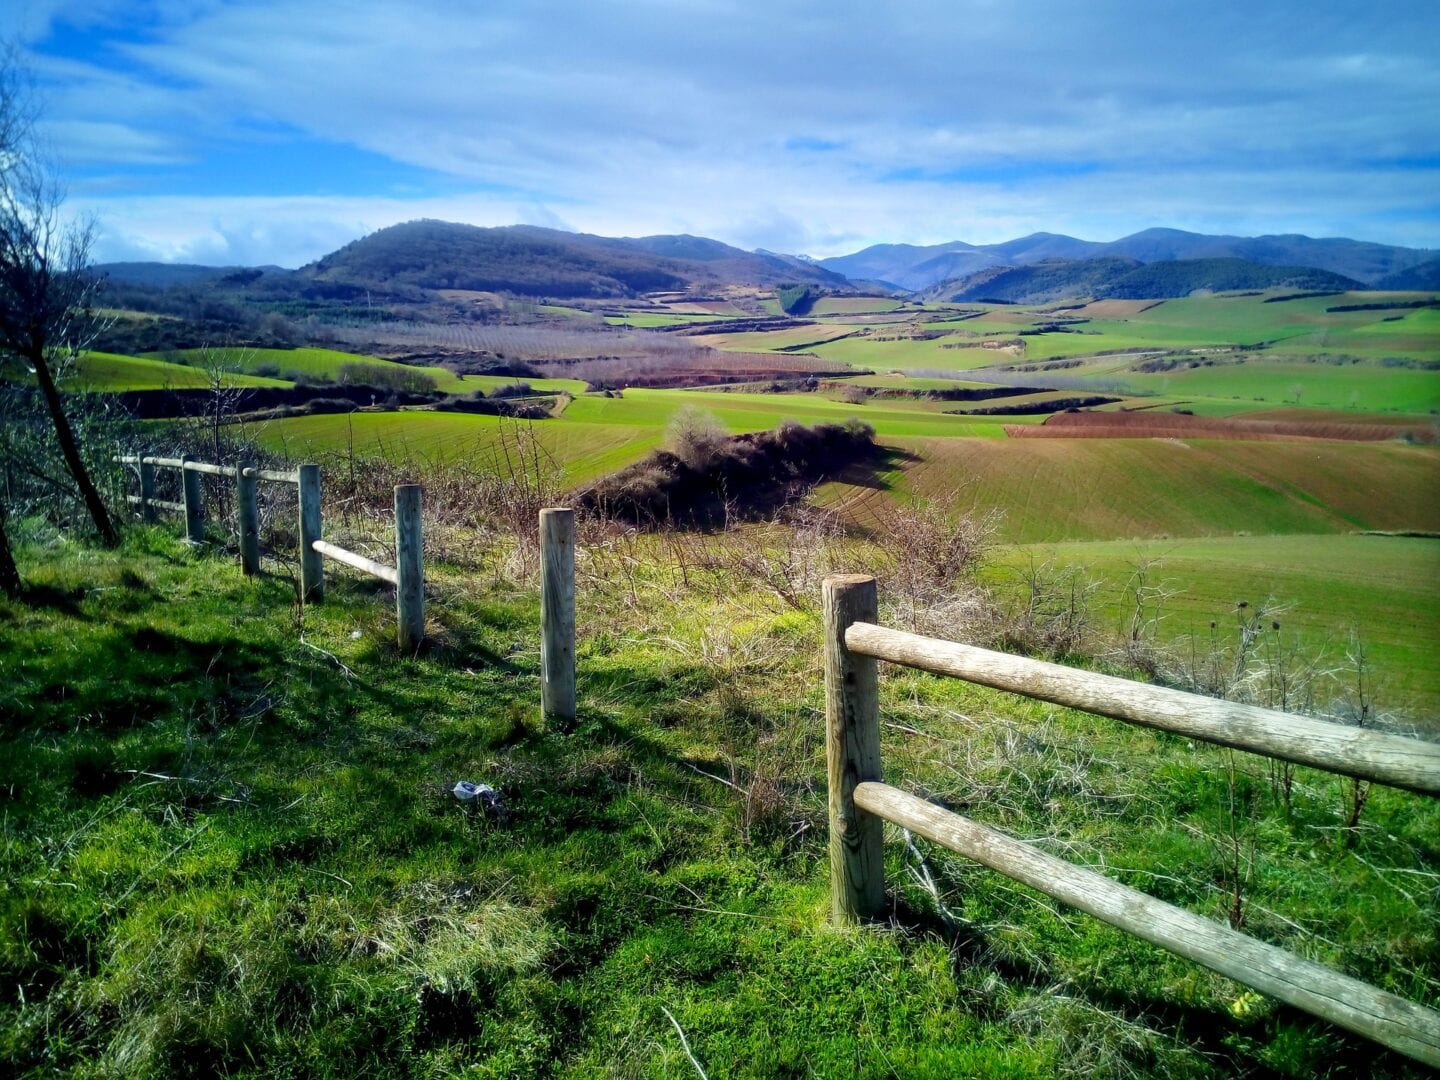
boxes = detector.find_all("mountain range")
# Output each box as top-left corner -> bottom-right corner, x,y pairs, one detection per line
95,222 -> 1440,302
817,227 -> 1437,291
916,257 -> 1365,305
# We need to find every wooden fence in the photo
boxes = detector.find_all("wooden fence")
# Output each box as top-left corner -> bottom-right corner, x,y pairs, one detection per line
117,456 -> 426,651
117,456 -> 578,692
823,573 -> 1440,1068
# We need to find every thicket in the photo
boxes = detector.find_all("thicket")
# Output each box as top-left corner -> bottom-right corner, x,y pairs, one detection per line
579,413 -> 877,525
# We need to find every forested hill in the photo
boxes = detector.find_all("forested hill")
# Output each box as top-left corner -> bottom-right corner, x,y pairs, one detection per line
301,220 -> 850,298
921,257 -> 1364,304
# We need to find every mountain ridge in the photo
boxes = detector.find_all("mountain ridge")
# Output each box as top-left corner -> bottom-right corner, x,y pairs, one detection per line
820,228 -> 1435,290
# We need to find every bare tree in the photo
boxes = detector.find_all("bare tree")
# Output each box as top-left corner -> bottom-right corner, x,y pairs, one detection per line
0,47 -> 117,547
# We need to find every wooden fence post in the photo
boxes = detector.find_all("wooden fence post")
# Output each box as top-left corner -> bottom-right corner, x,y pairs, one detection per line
394,484 -> 424,652
298,463 -> 323,602
824,574 -> 886,923
539,507 -> 575,724
180,455 -> 204,543
138,458 -> 156,523
236,462 -> 259,576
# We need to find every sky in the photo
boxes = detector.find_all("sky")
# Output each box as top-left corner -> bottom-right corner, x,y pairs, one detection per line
3,0 -> 1438,268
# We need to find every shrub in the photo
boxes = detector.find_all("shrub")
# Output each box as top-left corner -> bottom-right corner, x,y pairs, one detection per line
336,361 -> 437,394
667,406 -> 729,471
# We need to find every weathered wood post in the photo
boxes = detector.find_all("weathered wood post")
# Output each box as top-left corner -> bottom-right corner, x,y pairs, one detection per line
180,455 -> 204,544
138,458 -> 156,523
824,573 -> 886,923
298,463 -> 323,602
539,507 -> 575,724
394,484 -> 424,652
236,462 -> 259,576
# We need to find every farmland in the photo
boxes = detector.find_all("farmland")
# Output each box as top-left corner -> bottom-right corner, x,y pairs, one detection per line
989,533 -> 1440,714
821,437 -> 1440,541
8,260 -> 1440,1079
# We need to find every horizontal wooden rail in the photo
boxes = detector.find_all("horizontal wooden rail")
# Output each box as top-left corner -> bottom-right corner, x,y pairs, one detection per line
241,467 -> 298,484
854,781 -> 1440,1068
126,494 -> 184,513
311,540 -> 399,585
119,455 -> 298,486
182,460 -> 232,477
825,574 -> 1440,1063
845,623 -> 1440,797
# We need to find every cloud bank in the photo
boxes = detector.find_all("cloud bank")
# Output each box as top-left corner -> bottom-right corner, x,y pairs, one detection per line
5,0 -> 1437,266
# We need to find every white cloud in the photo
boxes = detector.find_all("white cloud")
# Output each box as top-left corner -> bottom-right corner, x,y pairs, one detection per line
11,0 -> 1439,261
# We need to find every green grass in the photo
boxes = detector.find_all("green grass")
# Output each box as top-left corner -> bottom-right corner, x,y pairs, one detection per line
250,411 -> 659,488
783,293 -> 1440,396
993,534 -> 1440,714
810,335 -> 1019,370
148,348 -> 471,393
705,325 -> 858,351
3,522 -> 1435,1076
55,352 -> 292,391
808,296 -> 904,315
602,312 -> 731,328
821,437 -> 1440,543
243,386 -> 1023,491
1124,360 -> 1440,413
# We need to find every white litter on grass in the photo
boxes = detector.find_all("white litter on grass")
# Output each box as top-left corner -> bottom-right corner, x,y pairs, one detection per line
351,630 -> 363,639
452,780 -> 497,802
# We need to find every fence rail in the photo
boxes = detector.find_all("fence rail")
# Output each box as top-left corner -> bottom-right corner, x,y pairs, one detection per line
116,455 -> 427,650
116,458 -> 578,711
845,621 -> 1440,797
823,573 -> 1440,1068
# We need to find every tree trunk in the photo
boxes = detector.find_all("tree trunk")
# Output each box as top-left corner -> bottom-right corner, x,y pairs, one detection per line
30,348 -> 119,547
0,506 -> 20,598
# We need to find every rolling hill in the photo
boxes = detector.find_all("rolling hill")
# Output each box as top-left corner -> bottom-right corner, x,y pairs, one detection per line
302,220 -> 850,298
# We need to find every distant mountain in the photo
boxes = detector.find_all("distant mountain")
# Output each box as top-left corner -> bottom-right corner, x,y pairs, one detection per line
921,257 -> 1363,304
1375,257 -> 1440,291
815,241 -> 999,290
981,232 -> 1108,263
303,220 -> 849,298
821,229 -> 1435,291
95,262 -> 291,287
1100,228 -> 1432,284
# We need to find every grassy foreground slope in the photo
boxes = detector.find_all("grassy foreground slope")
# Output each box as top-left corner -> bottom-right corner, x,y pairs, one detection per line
2,528 -> 1436,1077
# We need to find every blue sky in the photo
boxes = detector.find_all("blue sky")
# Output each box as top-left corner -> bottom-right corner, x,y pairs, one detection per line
4,0 -> 1438,267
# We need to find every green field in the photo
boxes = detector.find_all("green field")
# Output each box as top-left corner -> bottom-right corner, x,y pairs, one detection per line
821,437 -> 1440,543
603,312 -> 731,327
706,293 -> 1438,414
808,296 -> 905,314
1124,359 -> 1440,413
252,412 -> 662,487
148,347 -> 472,393
56,352 -> 291,391
249,387 -> 1015,485
993,534 -> 1440,715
